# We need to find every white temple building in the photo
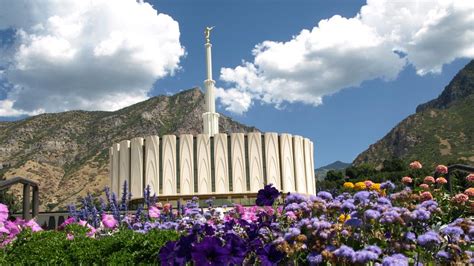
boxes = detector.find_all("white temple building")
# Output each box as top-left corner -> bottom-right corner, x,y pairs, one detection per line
109,28 -> 316,201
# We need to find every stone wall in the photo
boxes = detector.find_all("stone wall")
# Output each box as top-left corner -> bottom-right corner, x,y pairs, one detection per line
109,133 -> 315,198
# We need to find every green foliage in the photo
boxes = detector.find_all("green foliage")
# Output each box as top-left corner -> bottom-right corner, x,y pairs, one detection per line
2,227 -> 180,264
325,170 -> 345,182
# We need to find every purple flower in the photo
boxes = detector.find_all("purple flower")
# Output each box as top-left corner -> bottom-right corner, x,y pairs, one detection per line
256,184 -> 280,206
224,233 -> 247,265
364,245 -> 382,255
341,200 -> 356,212
381,181 -> 395,190
382,254 -> 408,266
412,209 -> 430,221
354,191 -> 370,204
284,227 -> 301,241
404,232 -> 416,242
191,236 -> 230,265
419,200 -> 438,212
345,218 -> 362,228
333,245 -> 355,262
354,250 -> 379,263
380,210 -> 401,224
257,244 -> 285,266
364,209 -> 381,220
417,231 -> 442,247
317,191 -> 333,201
285,193 -> 307,204
307,252 -> 323,265
436,250 -> 451,261
441,226 -> 464,241
159,241 -> 180,266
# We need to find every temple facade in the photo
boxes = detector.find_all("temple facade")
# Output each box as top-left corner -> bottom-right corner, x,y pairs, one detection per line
109,28 -> 316,199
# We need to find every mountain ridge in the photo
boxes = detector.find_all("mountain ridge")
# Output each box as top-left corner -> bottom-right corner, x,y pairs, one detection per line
354,60 -> 474,167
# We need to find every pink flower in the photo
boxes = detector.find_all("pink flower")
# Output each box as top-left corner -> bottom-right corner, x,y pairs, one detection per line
436,165 -> 448,174
149,206 -> 160,219
402,176 -> 413,184
86,227 -> 96,238
102,214 -> 118,229
465,188 -> 474,197
409,161 -> 423,169
420,191 -> 433,201
163,203 -> 172,213
78,220 -> 87,227
0,222 -> 10,234
5,220 -> 19,237
242,211 -> 258,222
364,180 -> 374,188
452,193 -> 469,204
466,173 -> 474,183
67,233 -> 74,240
0,203 -> 9,222
264,206 -> 275,216
424,176 -> 435,184
234,204 -> 245,214
419,184 -> 430,191
25,219 -> 42,232
436,177 -> 447,185
286,211 -> 297,220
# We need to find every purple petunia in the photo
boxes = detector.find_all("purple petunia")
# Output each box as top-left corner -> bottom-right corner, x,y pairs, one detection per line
257,244 -> 285,266
191,236 -> 230,265
224,233 -> 248,265
256,184 -> 280,206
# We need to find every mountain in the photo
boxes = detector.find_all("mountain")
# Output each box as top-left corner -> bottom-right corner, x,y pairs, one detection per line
0,88 -> 257,211
354,60 -> 474,168
315,161 -> 351,180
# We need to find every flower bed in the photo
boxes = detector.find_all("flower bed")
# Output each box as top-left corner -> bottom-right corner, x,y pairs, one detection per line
1,162 -> 473,265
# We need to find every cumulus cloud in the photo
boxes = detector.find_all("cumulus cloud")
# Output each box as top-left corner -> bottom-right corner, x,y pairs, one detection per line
218,0 -> 474,113
0,0 -> 184,116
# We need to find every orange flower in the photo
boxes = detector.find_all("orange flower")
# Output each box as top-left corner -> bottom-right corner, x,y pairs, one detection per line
464,188 -> 474,197
409,161 -> 423,169
420,191 -> 433,201
435,177 -> 447,185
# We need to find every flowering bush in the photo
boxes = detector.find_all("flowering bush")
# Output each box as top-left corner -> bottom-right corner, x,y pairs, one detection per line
0,163 -> 473,265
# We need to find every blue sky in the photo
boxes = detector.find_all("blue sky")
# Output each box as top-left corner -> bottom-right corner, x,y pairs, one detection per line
0,0 -> 473,167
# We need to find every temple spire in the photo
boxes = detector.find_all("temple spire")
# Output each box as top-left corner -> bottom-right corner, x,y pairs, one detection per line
202,26 -> 220,135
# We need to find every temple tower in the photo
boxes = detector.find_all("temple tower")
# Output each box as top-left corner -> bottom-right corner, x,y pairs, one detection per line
202,26 -> 220,135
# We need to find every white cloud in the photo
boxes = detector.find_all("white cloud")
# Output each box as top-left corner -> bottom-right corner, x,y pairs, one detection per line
0,0 -> 184,116
215,87 -> 252,115
218,0 -> 474,114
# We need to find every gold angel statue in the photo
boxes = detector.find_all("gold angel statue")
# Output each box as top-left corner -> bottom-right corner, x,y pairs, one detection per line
205,26 -> 214,44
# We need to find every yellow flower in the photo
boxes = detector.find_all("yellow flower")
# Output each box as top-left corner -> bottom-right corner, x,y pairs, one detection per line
338,214 -> 351,223
354,182 -> 367,190
370,183 -> 381,192
343,182 -> 354,189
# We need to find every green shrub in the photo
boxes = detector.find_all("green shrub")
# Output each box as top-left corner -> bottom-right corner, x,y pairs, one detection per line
3,228 -> 180,264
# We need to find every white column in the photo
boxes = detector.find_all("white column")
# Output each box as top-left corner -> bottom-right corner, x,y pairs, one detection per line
179,134 -> 194,194
119,140 -> 131,194
248,132 -> 264,192
231,133 -> 246,193
214,133 -> 229,193
202,39 -> 220,135
130,137 -> 144,199
162,135 -> 177,195
145,135 -> 160,195
197,134 -> 212,194
264,133 -> 281,190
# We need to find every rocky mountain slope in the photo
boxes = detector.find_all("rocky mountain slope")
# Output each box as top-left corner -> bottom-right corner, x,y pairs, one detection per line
0,88 -> 257,211
354,60 -> 474,168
